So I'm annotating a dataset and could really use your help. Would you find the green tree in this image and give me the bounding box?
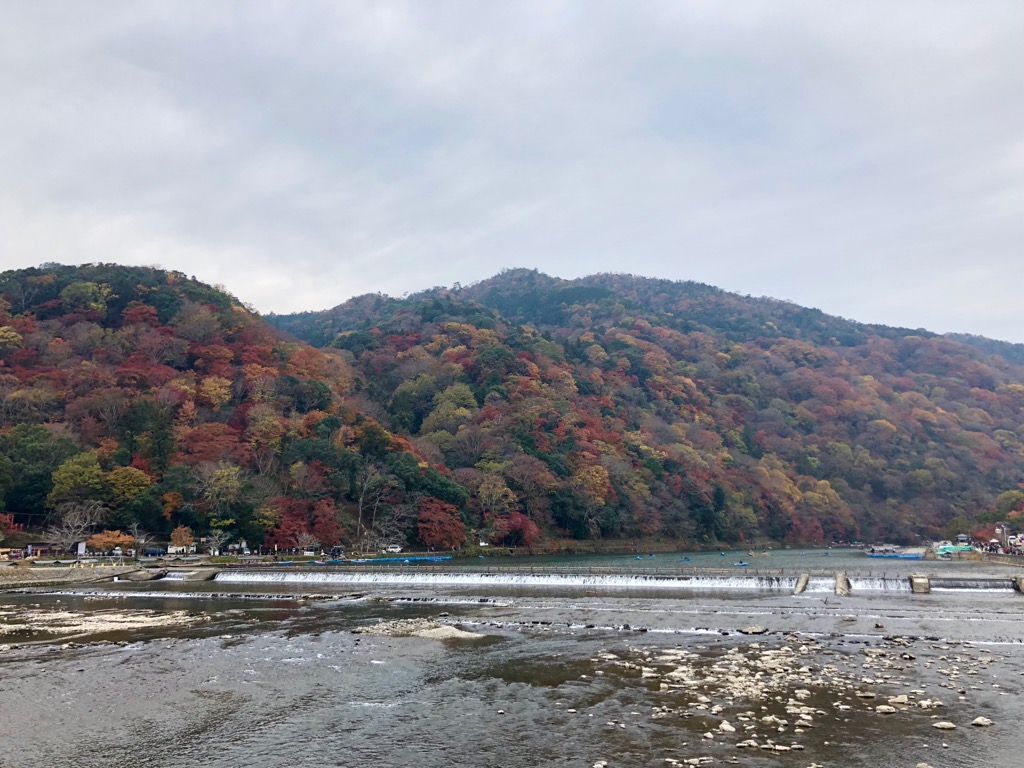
[389,374,440,432]
[60,281,114,314]
[195,461,244,515]
[0,326,23,355]
[994,490,1024,517]
[48,452,107,508]
[107,466,153,508]
[0,425,81,523]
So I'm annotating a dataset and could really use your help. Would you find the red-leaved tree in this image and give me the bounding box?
[0,512,23,542]
[311,499,344,547]
[493,512,541,549]
[417,497,464,550]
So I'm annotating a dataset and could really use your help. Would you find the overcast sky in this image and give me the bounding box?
[1,2,1022,341]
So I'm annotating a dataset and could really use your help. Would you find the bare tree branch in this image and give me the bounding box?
[45,500,108,553]
[127,522,152,556]
[204,529,230,555]
[369,500,416,552]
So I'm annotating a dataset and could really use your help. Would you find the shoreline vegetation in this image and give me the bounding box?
[1,264,1023,573]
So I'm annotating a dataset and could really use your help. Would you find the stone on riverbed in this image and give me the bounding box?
[971,716,994,727]
[353,618,483,639]
[739,625,768,635]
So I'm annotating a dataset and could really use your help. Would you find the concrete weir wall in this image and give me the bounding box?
[835,572,851,596]
[794,573,810,595]
[166,567,220,581]
[910,575,930,594]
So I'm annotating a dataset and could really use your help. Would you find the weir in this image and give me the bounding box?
[930,577,1015,592]
[847,575,911,592]
[212,570,799,591]
[196,566,1024,595]
[162,568,219,582]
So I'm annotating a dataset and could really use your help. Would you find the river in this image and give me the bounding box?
[1,549,1023,768]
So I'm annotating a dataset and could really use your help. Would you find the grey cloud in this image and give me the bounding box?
[0,1,1021,340]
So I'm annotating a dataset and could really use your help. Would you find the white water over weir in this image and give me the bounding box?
[848,576,912,592]
[930,577,1016,592]
[213,570,798,591]
[203,568,1024,595]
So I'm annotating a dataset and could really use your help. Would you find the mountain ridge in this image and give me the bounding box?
[271,267,1024,544]
[275,267,1020,351]
[1,263,1022,553]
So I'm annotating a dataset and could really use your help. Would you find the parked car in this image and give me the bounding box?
[383,544,403,554]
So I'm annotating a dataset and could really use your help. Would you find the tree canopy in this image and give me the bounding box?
[1,263,1022,551]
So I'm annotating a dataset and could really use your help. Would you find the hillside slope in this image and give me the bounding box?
[0,265,467,553]
[2,264,1021,552]
[272,268,1024,544]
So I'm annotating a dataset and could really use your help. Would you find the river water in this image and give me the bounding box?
[2,549,1023,768]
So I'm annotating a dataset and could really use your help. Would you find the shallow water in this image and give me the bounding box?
[3,553,1024,768]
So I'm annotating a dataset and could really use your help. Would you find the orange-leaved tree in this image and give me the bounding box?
[87,529,135,554]
[170,525,194,551]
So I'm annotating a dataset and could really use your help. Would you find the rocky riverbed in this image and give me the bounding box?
[0,603,205,647]
[573,632,1008,765]
[0,577,1021,767]
[353,616,486,640]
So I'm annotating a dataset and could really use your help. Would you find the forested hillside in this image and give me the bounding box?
[273,269,1024,545]
[0,265,468,553]
[1,264,1022,553]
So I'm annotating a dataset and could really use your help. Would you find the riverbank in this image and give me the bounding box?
[0,564,141,590]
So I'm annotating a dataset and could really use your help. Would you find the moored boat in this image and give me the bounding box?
[933,543,973,556]
[865,546,925,560]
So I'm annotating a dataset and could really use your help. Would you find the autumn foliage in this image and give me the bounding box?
[2,264,1024,551]
[417,497,464,550]
[87,529,135,553]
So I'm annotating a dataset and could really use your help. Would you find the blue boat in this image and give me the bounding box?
[865,546,925,560]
